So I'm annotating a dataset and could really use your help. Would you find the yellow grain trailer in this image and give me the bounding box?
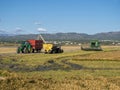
[43,43,63,54]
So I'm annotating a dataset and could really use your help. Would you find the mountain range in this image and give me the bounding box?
[0,31,120,42]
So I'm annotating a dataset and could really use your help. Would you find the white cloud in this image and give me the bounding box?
[37,28,46,32]
[15,27,23,32]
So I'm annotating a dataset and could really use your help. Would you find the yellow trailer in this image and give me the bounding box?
[43,43,63,54]
[37,34,63,54]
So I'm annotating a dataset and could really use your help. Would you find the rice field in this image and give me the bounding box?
[0,45,120,90]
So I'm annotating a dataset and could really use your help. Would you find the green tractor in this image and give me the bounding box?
[81,40,102,51]
[17,41,32,53]
[17,39,43,53]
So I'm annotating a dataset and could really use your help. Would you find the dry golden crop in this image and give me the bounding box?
[0,45,120,90]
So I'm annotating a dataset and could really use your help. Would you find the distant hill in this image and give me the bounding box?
[0,31,120,42]
[91,31,120,40]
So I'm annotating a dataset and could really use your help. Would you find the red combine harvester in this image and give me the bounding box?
[17,39,43,53]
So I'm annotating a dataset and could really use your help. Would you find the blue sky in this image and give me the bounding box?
[0,0,120,34]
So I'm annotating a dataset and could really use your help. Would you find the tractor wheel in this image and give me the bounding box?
[28,47,33,53]
[32,49,35,53]
[22,50,24,53]
[36,49,40,53]
[57,49,61,53]
[23,48,28,53]
[52,50,56,54]
[57,49,63,53]
[38,50,41,53]
[29,48,33,53]
[44,52,47,54]
[61,49,64,53]
[44,50,48,54]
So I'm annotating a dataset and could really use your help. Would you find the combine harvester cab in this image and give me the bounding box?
[17,39,43,53]
[81,40,102,51]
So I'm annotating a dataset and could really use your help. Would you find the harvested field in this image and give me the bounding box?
[0,45,120,90]
[0,46,17,54]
